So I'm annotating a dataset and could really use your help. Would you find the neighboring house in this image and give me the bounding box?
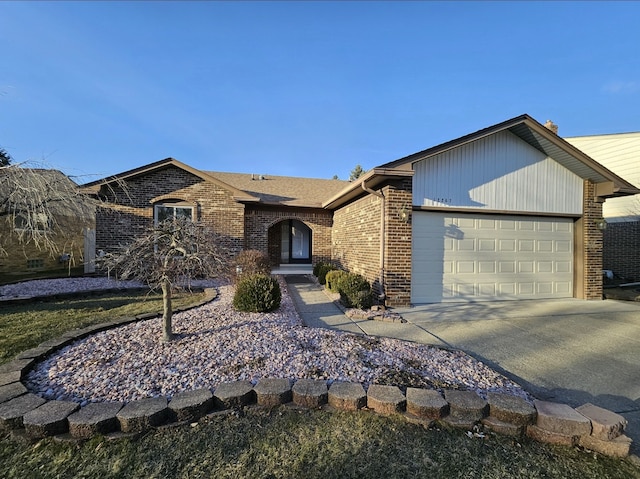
[565,132,640,282]
[0,169,94,276]
[83,114,639,307]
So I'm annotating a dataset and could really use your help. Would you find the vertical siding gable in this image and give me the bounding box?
[413,130,583,215]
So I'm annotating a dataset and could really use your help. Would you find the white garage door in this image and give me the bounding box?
[411,212,573,303]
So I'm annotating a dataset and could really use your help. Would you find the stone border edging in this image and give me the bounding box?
[0,286,633,459]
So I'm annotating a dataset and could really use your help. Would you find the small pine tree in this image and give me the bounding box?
[349,164,366,181]
[0,148,11,166]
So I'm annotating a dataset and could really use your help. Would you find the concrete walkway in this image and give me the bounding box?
[285,275,640,454]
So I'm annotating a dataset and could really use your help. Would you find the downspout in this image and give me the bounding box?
[362,180,386,304]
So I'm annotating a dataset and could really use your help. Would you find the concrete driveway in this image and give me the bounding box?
[394,298,640,454]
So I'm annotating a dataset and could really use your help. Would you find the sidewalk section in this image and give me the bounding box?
[284,275,443,346]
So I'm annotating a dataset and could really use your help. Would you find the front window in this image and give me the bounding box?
[154,202,194,224]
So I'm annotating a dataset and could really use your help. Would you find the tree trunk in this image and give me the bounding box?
[161,278,174,342]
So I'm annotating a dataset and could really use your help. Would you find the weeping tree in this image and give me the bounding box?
[0,160,97,259]
[99,216,230,342]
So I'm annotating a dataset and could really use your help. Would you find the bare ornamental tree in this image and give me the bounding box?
[99,217,230,342]
[0,162,96,258]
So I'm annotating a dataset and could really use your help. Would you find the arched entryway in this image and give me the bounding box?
[268,219,312,266]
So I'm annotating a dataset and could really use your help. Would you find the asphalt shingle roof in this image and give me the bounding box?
[207,171,350,208]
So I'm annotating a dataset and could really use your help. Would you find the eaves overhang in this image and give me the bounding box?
[80,157,260,203]
[508,119,640,198]
[377,114,640,199]
[322,168,414,210]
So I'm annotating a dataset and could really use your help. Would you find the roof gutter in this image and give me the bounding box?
[361,179,386,304]
[322,168,413,209]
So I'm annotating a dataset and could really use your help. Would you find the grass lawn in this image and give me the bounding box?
[0,266,86,285]
[0,289,206,365]
[1,289,639,478]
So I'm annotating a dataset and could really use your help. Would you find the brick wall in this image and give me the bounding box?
[96,165,245,255]
[582,180,604,299]
[0,214,90,274]
[382,179,413,307]
[603,221,640,282]
[244,205,333,265]
[332,192,383,296]
[332,179,414,307]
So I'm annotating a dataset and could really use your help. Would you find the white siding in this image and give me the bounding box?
[566,133,640,222]
[413,130,583,215]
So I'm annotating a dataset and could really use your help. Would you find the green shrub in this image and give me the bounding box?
[233,274,281,313]
[317,264,338,285]
[339,273,373,309]
[234,250,271,283]
[325,269,348,293]
[313,262,331,277]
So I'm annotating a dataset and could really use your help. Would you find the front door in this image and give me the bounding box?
[280,220,312,264]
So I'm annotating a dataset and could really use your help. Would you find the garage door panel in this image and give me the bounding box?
[538,282,553,294]
[412,212,573,303]
[519,283,535,295]
[499,283,516,296]
[499,240,516,252]
[538,262,553,273]
[478,219,496,229]
[499,220,516,230]
[478,239,496,251]
[478,261,495,273]
[537,240,553,252]
[478,283,496,296]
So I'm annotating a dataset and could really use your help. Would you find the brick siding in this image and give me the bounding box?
[382,179,413,307]
[332,192,383,297]
[0,214,90,274]
[244,205,333,265]
[582,180,604,299]
[603,220,640,282]
[95,165,245,255]
[332,179,413,307]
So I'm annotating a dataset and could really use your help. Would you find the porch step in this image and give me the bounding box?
[272,265,313,275]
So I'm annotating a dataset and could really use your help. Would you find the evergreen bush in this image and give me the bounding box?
[325,269,348,293]
[233,274,281,312]
[338,273,373,309]
[313,261,331,277]
[317,264,338,285]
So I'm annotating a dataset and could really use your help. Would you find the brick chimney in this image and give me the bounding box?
[544,119,559,135]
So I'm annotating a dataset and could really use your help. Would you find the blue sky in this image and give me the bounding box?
[1,1,639,183]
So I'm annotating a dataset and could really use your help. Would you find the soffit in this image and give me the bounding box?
[322,169,414,210]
